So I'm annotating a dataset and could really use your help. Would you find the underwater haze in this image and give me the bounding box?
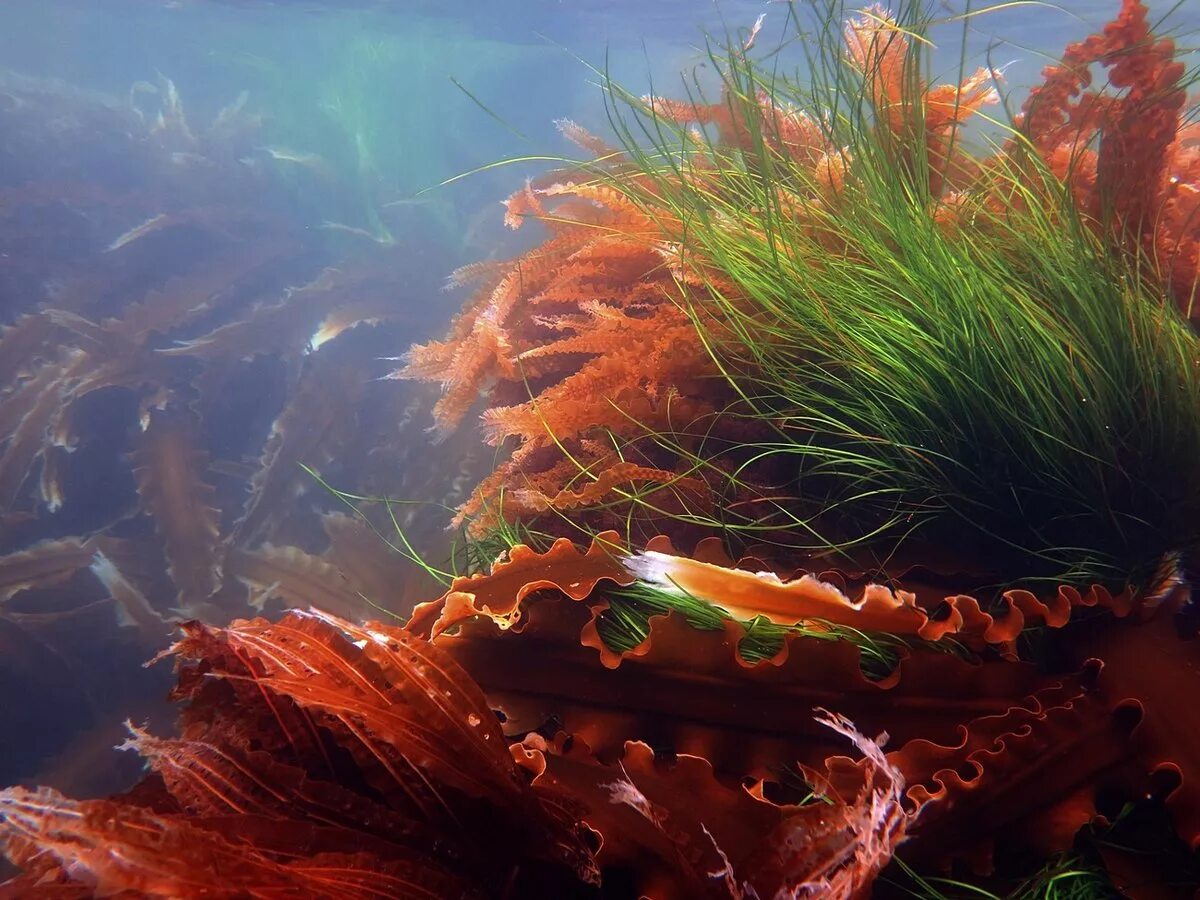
[1,0,1199,896]
[3,0,1188,261]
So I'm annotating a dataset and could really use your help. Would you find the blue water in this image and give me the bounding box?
[2,0,1192,270]
[0,0,1195,810]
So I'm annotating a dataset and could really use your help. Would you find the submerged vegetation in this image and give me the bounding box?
[3,0,1200,897]
[406,0,1200,597]
[603,2,1200,591]
[0,70,477,781]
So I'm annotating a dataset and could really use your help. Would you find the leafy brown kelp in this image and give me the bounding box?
[131,409,222,614]
[110,238,296,343]
[161,259,410,368]
[0,72,469,789]
[0,351,78,512]
[86,550,168,642]
[229,339,369,549]
[0,539,96,604]
[319,511,424,613]
[224,543,376,620]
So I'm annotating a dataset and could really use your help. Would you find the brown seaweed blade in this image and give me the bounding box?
[87,550,168,641]
[0,352,78,512]
[321,511,418,614]
[43,310,173,401]
[224,543,374,619]
[0,538,96,604]
[108,238,294,342]
[230,345,366,549]
[36,444,68,513]
[161,264,407,364]
[131,408,222,614]
[0,314,61,396]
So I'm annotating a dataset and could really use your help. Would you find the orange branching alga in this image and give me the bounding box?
[1015,0,1198,317]
[398,135,729,533]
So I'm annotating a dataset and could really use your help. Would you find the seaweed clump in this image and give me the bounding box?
[403,0,1200,596]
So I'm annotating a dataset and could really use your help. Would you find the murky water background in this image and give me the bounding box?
[0,0,1195,808]
[3,0,1185,258]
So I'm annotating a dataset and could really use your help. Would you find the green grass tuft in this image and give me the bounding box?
[586,1,1200,593]
[596,578,970,680]
[886,853,1119,900]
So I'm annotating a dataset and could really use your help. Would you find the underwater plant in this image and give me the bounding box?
[0,73,475,784]
[403,0,1200,597]
[3,1,1200,898]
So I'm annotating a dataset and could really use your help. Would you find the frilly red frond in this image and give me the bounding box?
[1,609,602,896]
[624,545,1137,655]
[434,589,1048,778]
[411,533,1137,663]
[517,711,908,899]
[407,530,631,638]
[888,668,1139,870]
[0,786,474,899]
